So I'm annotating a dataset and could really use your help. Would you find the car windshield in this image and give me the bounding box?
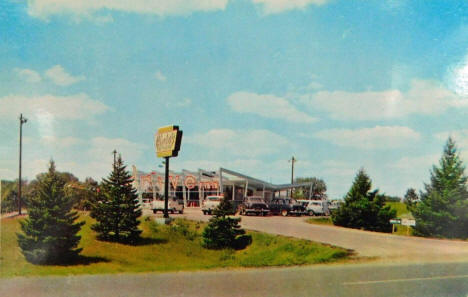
[207,197,220,201]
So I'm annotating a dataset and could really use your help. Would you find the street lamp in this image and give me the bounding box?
[18,113,27,215]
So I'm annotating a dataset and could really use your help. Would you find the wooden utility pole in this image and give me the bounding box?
[289,156,296,197]
[18,114,27,215]
[112,150,117,168]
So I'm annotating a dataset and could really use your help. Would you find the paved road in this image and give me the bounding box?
[2,262,468,297]
[172,208,468,263]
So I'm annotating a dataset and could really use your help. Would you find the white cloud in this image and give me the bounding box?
[302,79,468,121]
[227,91,318,123]
[6,137,147,181]
[14,68,41,83]
[40,136,83,148]
[314,126,421,149]
[154,70,167,82]
[45,65,85,86]
[0,93,109,120]
[27,0,229,19]
[435,130,468,149]
[186,129,289,157]
[88,137,147,165]
[166,98,192,108]
[253,0,329,15]
[390,154,439,171]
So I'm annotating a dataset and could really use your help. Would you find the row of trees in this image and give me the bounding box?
[1,174,99,214]
[332,138,468,239]
[17,155,142,264]
[15,154,246,265]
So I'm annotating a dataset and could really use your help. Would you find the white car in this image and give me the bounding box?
[298,200,330,216]
[152,197,184,214]
[202,195,223,215]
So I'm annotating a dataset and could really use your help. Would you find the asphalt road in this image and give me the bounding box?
[174,208,468,263]
[3,209,468,296]
[2,262,468,297]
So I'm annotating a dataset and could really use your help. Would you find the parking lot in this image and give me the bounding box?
[145,207,468,262]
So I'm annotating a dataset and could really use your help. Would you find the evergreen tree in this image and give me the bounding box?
[17,161,84,264]
[90,155,142,243]
[202,197,251,249]
[404,188,419,206]
[332,168,396,232]
[410,138,468,238]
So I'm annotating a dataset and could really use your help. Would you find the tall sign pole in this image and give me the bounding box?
[155,125,183,219]
[18,114,27,215]
[164,157,169,218]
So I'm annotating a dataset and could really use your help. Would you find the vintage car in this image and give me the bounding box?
[202,195,223,215]
[239,196,269,216]
[152,197,184,214]
[268,198,305,216]
[298,199,330,216]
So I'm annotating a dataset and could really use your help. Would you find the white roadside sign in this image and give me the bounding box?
[401,219,416,226]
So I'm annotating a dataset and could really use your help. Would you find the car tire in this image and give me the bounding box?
[179,210,184,214]
[153,210,157,214]
[308,210,314,216]
[281,209,288,217]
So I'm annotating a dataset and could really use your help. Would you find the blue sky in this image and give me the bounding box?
[1,0,468,198]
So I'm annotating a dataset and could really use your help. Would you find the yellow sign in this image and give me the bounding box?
[155,125,182,158]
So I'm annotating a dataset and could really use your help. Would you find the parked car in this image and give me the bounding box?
[268,198,305,216]
[152,197,184,214]
[298,200,329,216]
[202,195,223,215]
[239,196,269,216]
[328,200,344,213]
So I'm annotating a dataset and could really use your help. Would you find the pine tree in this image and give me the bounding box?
[90,155,142,243]
[202,197,251,249]
[410,138,468,238]
[332,168,396,232]
[404,188,419,205]
[17,161,84,264]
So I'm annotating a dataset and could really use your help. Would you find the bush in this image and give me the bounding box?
[332,168,396,233]
[202,197,251,250]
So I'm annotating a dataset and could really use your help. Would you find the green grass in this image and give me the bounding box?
[0,213,350,278]
[385,202,412,218]
[306,217,333,225]
[385,202,414,236]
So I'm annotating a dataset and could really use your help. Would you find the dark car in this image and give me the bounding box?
[268,198,305,216]
[239,196,270,216]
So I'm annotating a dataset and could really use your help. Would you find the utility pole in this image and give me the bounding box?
[18,114,27,215]
[288,156,296,197]
[112,150,117,168]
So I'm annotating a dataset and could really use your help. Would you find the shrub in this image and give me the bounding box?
[202,197,251,250]
[332,168,396,233]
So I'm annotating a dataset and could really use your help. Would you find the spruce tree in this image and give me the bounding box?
[90,155,142,243]
[202,197,251,249]
[17,161,84,264]
[332,168,396,232]
[410,138,468,238]
[404,188,419,206]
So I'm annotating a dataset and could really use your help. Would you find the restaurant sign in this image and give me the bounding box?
[155,125,183,158]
